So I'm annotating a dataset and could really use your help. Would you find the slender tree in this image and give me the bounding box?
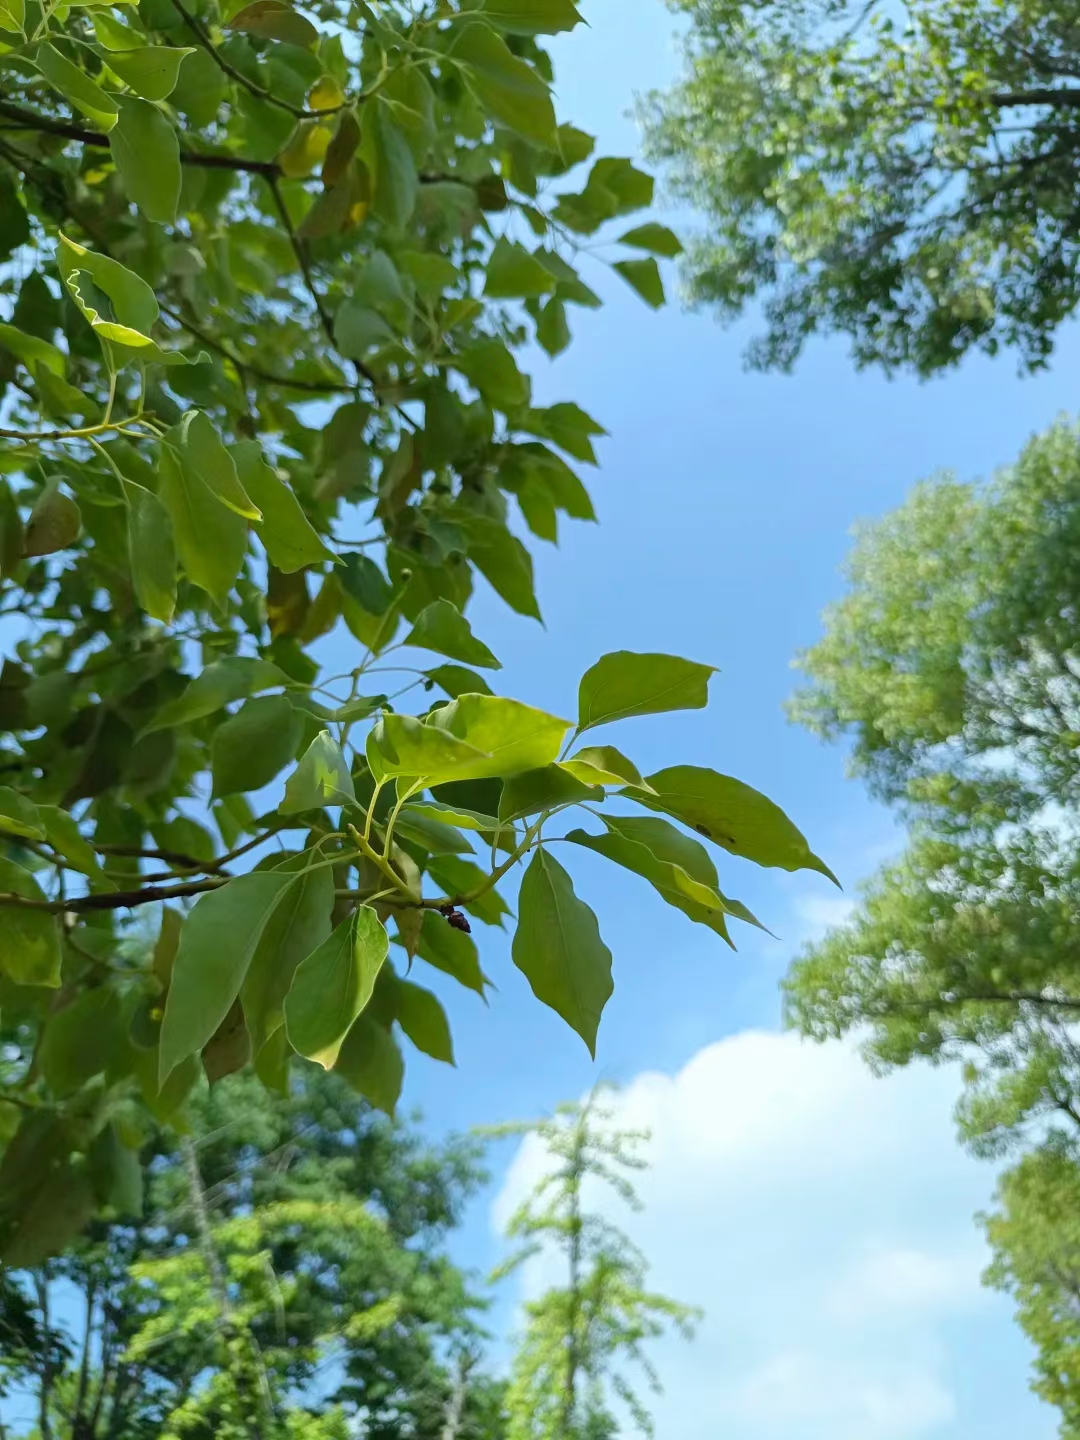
[492,1091,698,1440]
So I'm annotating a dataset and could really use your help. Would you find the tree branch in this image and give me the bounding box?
[991,87,1080,108]
[157,303,358,396]
[0,99,283,176]
[0,877,226,913]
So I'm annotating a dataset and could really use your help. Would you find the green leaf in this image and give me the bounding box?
[340,553,393,614]
[567,819,734,945]
[562,745,647,789]
[285,906,389,1068]
[613,257,665,309]
[0,322,65,377]
[1,1161,96,1269]
[228,0,318,46]
[522,401,606,463]
[379,65,436,158]
[88,1123,143,1216]
[281,730,355,813]
[157,444,248,609]
[233,440,335,572]
[211,695,301,798]
[452,23,557,146]
[425,664,495,698]
[0,786,44,840]
[109,96,181,225]
[57,233,194,370]
[463,518,541,619]
[618,222,684,258]
[485,238,557,299]
[144,657,287,733]
[0,860,62,987]
[172,412,261,520]
[122,479,176,623]
[453,340,530,412]
[400,800,500,833]
[479,0,582,34]
[370,101,418,228]
[333,1014,403,1116]
[366,713,490,785]
[39,806,110,884]
[92,9,145,48]
[24,483,80,557]
[39,988,122,1096]
[498,764,602,823]
[578,651,715,731]
[34,42,118,131]
[159,870,296,1083]
[103,45,195,100]
[0,0,24,33]
[627,766,838,880]
[416,909,488,995]
[403,600,501,669]
[513,848,612,1055]
[536,297,570,358]
[243,861,334,1055]
[392,809,474,856]
[428,694,570,779]
[392,977,454,1063]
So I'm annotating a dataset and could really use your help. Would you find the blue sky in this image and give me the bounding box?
[359,1,1080,1435]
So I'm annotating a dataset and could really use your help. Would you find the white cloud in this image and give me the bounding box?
[491,1031,1055,1440]
[791,890,858,942]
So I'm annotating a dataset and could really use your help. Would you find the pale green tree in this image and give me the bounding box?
[643,0,1080,374]
[783,418,1080,1433]
[492,1092,698,1440]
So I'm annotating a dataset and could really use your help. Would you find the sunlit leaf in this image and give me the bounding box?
[512,848,612,1054]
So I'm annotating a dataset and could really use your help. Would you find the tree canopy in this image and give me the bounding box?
[0,0,835,1268]
[782,418,1080,1430]
[1,1067,508,1440]
[643,0,1080,374]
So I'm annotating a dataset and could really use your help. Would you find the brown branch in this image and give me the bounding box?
[95,843,225,873]
[264,175,391,405]
[157,303,358,396]
[991,87,1080,108]
[0,99,282,176]
[0,877,226,913]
